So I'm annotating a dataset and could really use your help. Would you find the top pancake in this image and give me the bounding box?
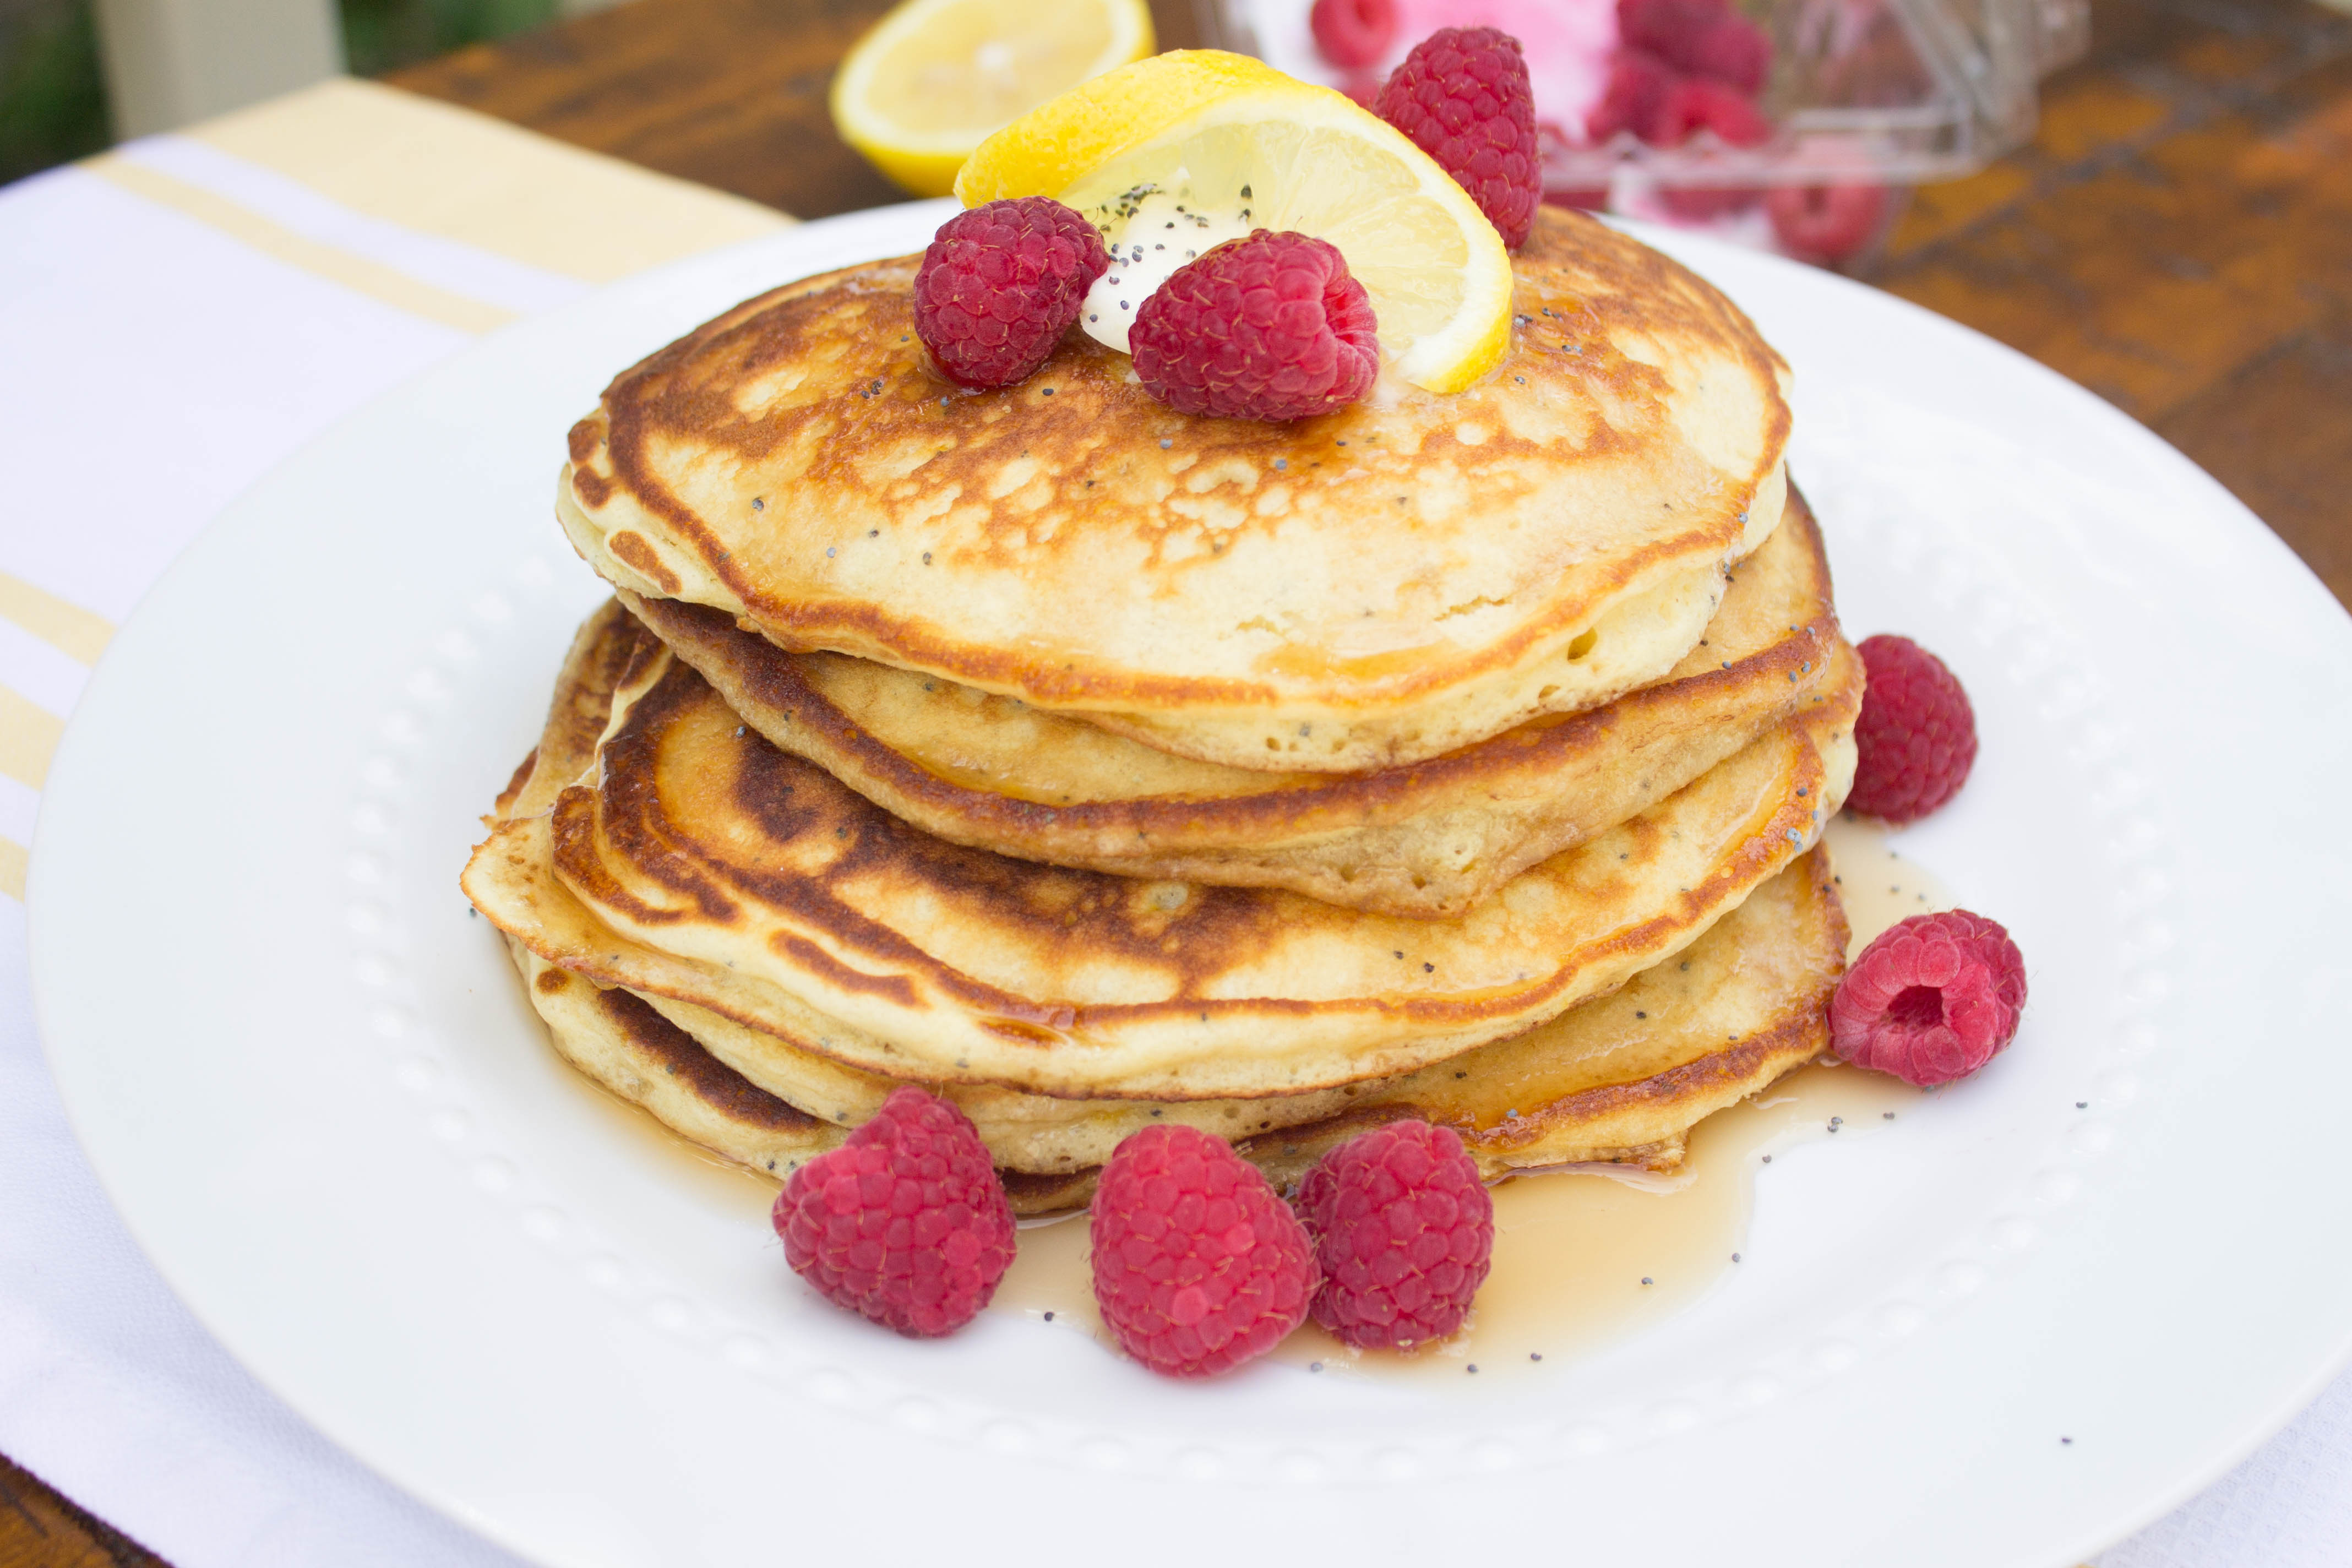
[559,205,1792,773]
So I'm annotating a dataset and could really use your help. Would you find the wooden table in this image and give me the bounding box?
[7,0,2349,1560]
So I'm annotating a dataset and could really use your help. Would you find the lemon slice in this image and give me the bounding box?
[955,50,1513,394]
[830,0,1155,199]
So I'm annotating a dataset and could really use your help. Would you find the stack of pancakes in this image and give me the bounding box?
[462,208,1860,1215]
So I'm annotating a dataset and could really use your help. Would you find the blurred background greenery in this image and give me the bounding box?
[0,0,558,184]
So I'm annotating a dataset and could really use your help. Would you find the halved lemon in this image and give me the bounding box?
[954,50,1514,394]
[829,0,1155,199]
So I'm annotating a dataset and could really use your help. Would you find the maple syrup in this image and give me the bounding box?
[989,815,1949,1378]
[990,1061,1919,1376]
[1821,814,1957,958]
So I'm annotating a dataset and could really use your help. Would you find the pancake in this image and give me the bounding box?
[513,933,1087,1213]
[620,486,1836,917]
[461,602,1860,1101]
[557,205,1792,774]
[508,853,1845,1207]
[634,846,1844,1174]
[512,938,844,1177]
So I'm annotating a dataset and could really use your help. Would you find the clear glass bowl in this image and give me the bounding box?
[1217,0,2088,197]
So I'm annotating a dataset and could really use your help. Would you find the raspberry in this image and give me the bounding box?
[1619,0,1773,92]
[1129,232,1379,422]
[1831,911,2027,1086]
[1652,77,1771,148]
[1681,15,1773,94]
[1311,0,1396,68]
[1088,1124,1317,1377]
[1650,78,1770,217]
[1618,0,1727,57]
[772,1085,1015,1337]
[1848,633,1979,822]
[1587,48,1676,143]
[912,197,1109,390]
[1766,180,1891,266]
[1298,1120,1494,1349]
[1375,28,1543,248]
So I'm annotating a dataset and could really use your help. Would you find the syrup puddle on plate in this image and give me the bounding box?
[992,814,1955,1380]
[551,1054,785,1221]
[992,1062,1922,1379]
[1822,813,1956,960]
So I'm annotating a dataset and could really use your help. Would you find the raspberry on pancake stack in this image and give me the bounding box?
[462,194,1866,1217]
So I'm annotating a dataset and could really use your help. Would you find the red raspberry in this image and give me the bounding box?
[1849,633,1979,822]
[1831,911,2027,1086]
[1652,77,1771,148]
[1682,15,1773,94]
[912,197,1109,390]
[1767,180,1892,266]
[772,1085,1015,1337]
[1618,0,1727,56]
[1088,1124,1317,1377]
[1311,0,1396,68]
[1375,28,1543,248]
[1651,79,1770,217]
[1619,0,1773,92]
[1587,48,1676,143]
[1297,1120,1494,1349]
[1129,232,1379,422]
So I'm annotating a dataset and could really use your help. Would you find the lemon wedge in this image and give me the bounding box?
[954,50,1513,394]
[830,0,1155,199]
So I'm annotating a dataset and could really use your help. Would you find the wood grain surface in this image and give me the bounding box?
[1864,0,2352,604]
[0,1457,162,1568]
[9,0,2346,1562]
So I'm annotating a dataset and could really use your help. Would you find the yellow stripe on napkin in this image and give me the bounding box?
[187,79,793,284]
[0,836,24,901]
[86,156,515,333]
[0,573,113,667]
[0,687,64,791]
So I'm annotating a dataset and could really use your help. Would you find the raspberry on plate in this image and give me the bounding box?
[1375,27,1543,248]
[1311,0,1396,68]
[1089,1124,1317,1377]
[1297,1119,1494,1349]
[1832,911,2028,1086]
[772,1085,1016,1337]
[912,197,1109,389]
[1849,633,1979,822]
[1129,231,1380,422]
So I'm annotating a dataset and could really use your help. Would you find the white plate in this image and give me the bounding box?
[30,201,2352,1568]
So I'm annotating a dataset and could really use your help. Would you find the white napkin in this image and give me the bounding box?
[0,87,2343,1568]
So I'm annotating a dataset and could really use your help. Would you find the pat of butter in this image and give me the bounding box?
[1080,187,1256,354]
